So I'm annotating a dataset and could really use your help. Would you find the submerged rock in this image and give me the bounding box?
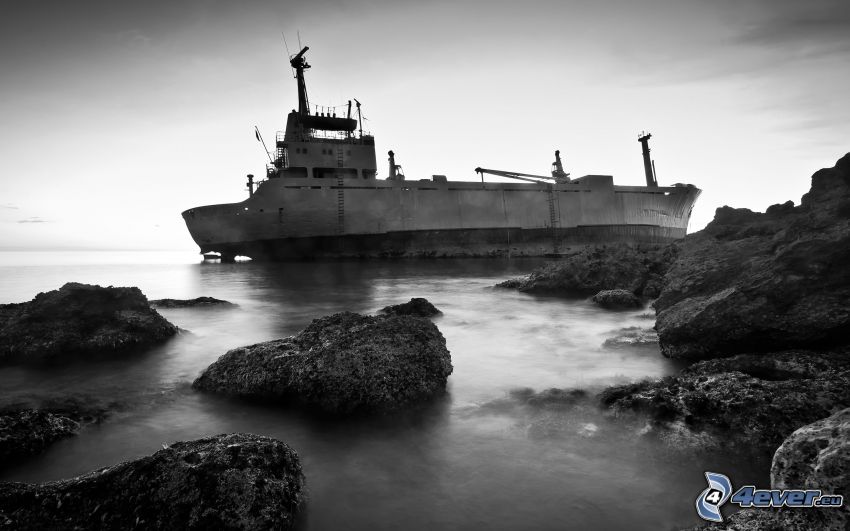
[0,283,178,364]
[0,410,79,463]
[0,396,118,464]
[379,297,441,317]
[602,327,659,349]
[0,433,305,530]
[495,244,675,297]
[149,297,234,308]
[591,289,642,309]
[600,350,850,455]
[193,311,452,415]
[655,154,850,360]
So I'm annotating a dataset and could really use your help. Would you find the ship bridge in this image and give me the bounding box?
[265,46,378,181]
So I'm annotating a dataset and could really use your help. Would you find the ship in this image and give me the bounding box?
[182,46,701,261]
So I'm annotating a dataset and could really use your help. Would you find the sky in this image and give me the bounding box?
[1,0,848,251]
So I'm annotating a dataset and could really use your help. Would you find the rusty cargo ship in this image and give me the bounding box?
[182,46,701,260]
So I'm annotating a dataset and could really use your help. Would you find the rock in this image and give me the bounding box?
[508,387,589,410]
[600,350,850,456]
[379,297,441,317]
[0,433,305,530]
[495,244,675,297]
[591,289,642,309]
[149,297,234,308]
[0,398,118,464]
[769,408,850,529]
[678,409,850,530]
[655,154,850,360]
[602,327,658,349]
[0,410,79,463]
[0,283,178,364]
[678,508,830,531]
[193,312,452,415]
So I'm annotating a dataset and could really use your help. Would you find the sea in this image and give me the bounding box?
[0,251,767,530]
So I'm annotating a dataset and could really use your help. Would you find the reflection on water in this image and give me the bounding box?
[0,253,765,530]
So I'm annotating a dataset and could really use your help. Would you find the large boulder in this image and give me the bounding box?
[0,433,305,530]
[193,312,452,415]
[655,154,850,360]
[496,244,676,297]
[0,283,178,364]
[600,350,850,455]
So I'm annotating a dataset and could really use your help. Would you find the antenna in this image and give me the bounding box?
[297,30,302,49]
[354,98,363,137]
[281,32,295,77]
[255,126,273,163]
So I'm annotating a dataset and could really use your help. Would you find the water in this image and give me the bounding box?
[0,252,766,530]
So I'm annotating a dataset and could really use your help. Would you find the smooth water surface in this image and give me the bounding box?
[0,252,765,530]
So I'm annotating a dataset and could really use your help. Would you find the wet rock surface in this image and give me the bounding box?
[600,350,850,455]
[591,289,642,309]
[149,297,234,308]
[655,154,850,360]
[602,327,658,349]
[0,410,79,463]
[379,297,441,317]
[0,433,305,530]
[496,244,676,297]
[193,311,453,415]
[0,397,118,464]
[0,283,178,364]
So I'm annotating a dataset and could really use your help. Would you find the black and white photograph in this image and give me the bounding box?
[1,0,848,529]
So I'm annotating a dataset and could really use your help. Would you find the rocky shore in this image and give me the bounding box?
[496,243,676,298]
[193,309,452,415]
[654,153,850,361]
[0,433,305,530]
[0,283,178,364]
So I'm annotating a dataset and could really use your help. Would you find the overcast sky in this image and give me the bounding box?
[1,0,848,250]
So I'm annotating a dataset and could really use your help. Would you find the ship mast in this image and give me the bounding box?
[290,46,311,115]
[637,131,658,187]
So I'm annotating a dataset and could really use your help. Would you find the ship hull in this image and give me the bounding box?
[205,225,684,259]
[183,175,700,260]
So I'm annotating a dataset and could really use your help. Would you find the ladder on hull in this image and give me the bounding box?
[547,186,560,253]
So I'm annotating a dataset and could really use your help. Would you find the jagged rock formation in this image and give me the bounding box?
[0,283,178,364]
[655,154,850,360]
[149,297,234,308]
[193,312,452,415]
[496,244,675,298]
[0,433,305,530]
[379,297,441,317]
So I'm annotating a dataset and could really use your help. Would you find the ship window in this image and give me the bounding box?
[303,148,308,154]
[284,167,308,178]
